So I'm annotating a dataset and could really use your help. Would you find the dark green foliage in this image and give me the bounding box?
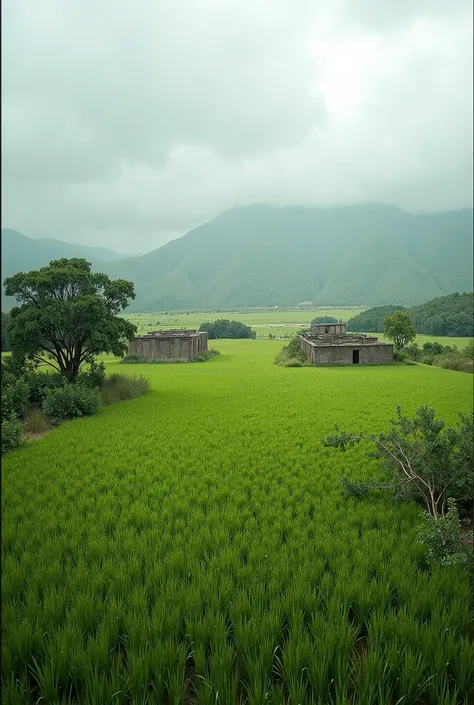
[1,311,11,351]
[120,353,142,363]
[78,361,106,388]
[393,350,409,362]
[311,316,338,325]
[347,305,405,332]
[383,311,416,348]
[42,384,100,425]
[325,406,473,519]
[4,258,136,382]
[274,335,311,366]
[348,293,473,337]
[99,374,151,406]
[191,349,220,362]
[410,292,473,336]
[199,319,256,339]
[325,406,473,564]
[417,499,471,568]
[404,341,474,373]
[1,415,22,455]
[23,370,66,407]
[1,362,29,421]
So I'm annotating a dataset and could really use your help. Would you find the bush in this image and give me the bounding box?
[1,415,22,455]
[120,354,142,363]
[199,319,256,339]
[311,316,338,325]
[418,499,471,568]
[191,349,220,363]
[99,374,151,406]
[324,406,473,566]
[274,335,311,366]
[23,408,51,435]
[1,373,29,421]
[433,354,473,374]
[43,384,100,424]
[78,361,106,388]
[24,370,66,407]
[393,350,409,363]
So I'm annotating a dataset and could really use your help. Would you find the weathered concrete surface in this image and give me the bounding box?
[128,330,208,361]
[299,330,393,366]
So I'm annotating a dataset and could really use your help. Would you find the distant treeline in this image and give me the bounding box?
[347,293,473,337]
[198,319,256,339]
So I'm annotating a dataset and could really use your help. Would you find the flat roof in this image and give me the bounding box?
[300,334,391,347]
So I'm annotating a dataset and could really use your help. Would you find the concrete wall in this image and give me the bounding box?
[299,335,393,365]
[128,332,208,361]
[312,323,346,335]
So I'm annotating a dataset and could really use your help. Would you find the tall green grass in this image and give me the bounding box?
[2,340,473,703]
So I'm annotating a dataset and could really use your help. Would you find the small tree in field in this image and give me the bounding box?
[4,258,137,382]
[324,406,473,566]
[383,310,416,348]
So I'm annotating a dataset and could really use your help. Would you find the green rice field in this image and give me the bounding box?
[2,340,473,704]
[122,309,472,349]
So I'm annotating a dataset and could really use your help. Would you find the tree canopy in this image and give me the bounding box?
[383,310,416,349]
[1,312,11,352]
[4,258,137,381]
[310,316,339,325]
[198,319,256,339]
[347,293,473,337]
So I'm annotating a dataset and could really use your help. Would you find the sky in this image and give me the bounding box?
[2,0,473,255]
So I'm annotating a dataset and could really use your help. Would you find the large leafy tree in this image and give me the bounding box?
[4,258,137,382]
[1,312,11,351]
[383,310,416,348]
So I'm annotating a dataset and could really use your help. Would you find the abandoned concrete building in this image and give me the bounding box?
[128,330,208,361]
[299,323,393,365]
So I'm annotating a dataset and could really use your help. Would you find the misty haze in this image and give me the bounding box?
[2,2,473,704]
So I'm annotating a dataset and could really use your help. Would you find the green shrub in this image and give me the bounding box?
[1,373,29,421]
[23,408,51,435]
[393,350,409,363]
[191,349,220,363]
[120,354,142,363]
[99,374,151,406]
[433,354,473,374]
[1,415,22,455]
[78,361,106,388]
[418,499,471,568]
[325,406,473,566]
[275,335,311,366]
[24,370,66,407]
[43,384,100,424]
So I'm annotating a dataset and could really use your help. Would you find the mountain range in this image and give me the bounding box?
[2,204,473,311]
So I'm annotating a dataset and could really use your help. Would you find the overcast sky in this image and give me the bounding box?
[2,0,473,254]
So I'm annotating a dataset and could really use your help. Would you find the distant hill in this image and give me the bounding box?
[1,230,127,308]
[347,292,474,337]
[2,205,473,311]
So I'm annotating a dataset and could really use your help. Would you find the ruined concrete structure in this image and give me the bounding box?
[299,323,393,366]
[128,330,208,361]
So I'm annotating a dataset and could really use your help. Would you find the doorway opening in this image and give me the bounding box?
[352,349,360,364]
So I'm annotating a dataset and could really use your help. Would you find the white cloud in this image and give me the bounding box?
[1,0,472,253]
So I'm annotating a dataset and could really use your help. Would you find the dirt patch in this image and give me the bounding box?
[23,431,50,443]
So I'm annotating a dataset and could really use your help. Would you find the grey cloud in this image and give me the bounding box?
[1,0,472,253]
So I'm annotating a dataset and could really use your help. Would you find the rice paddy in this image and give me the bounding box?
[122,309,473,349]
[2,340,473,704]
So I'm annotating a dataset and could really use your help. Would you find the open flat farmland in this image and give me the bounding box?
[2,340,473,704]
[122,309,472,348]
